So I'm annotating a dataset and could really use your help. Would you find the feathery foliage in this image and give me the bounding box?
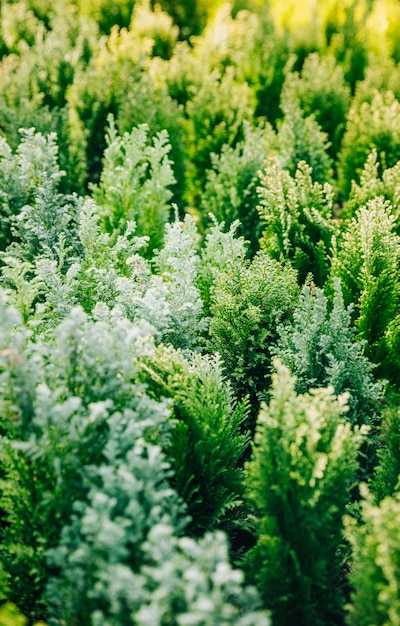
[370,404,400,503]
[245,362,368,626]
[91,115,175,254]
[137,344,250,535]
[345,485,400,626]
[257,158,337,285]
[273,279,382,426]
[200,122,275,253]
[345,148,400,226]
[276,87,333,184]
[207,251,298,413]
[331,197,400,382]
[339,90,400,196]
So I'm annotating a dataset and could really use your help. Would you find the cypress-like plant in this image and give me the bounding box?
[344,148,400,227]
[370,403,400,503]
[338,90,400,197]
[207,251,298,416]
[137,344,249,536]
[245,362,368,626]
[345,484,400,626]
[257,157,337,286]
[331,197,400,382]
[197,214,248,316]
[282,53,351,159]
[273,278,383,427]
[200,122,275,254]
[276,88,333,184]
[91,115,175,255]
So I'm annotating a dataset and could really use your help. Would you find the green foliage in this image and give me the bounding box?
[159,0,225,38]
[276,87,333,184]
[345,148,400,225]
[0,129,63,251]
[91,115,175,254]
[0,6,97,193]
[0,602,39,626]
[370,404,400,503]
[0,300,172,620]
[184,66,255,207]
[2,200,207,348]
[7,183,83,267]
[61,199,151,318]
[75,0,136,33]
[138,344,250,535]
[207,251,298,412]
[325,0,371,89]
[50,517,269,626]
[200,122,275,253]
[0,292,268,626]
[0,1,41,55]
[352,53,400,108]
[331,197,400,381]
[273,279,382,426]
[116,73,186,208]
[282,53,351,159]
[245,362,368,626]
[1,257,43,323]
[197,215,248,316]
[153,214,207,350]
[345,484,400,626]
[339,90,400,197]
[66,25,149,188]
[4,3,400,623]
[257,158,337,285]
[130,0,179,59]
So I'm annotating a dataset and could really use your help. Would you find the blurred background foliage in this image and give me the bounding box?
[0,0,399,218]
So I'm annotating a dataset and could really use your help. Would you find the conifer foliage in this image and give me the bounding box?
[2,1,400,624]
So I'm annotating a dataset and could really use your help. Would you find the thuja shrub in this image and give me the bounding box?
[159,0,224,39]
[345,485,400,626]
[200,121,275,253]
[331,197,400,382]
[0,128,63,251]
[66,24,152,188]
[177,4,287,125]
[116,72,186,208]
[197,215,248,316]
[370,404,400,503]
[0,1,41,54]
[3,201,206,347]
[0,300,171,620]
[2,196,152,328]
[74,0,136,33]
[257,158,337,286]
[6,179,84,268]
[276,88,333,184]
[153,214,207,350]
[282,53,351,159]
[351,54,400,110]
[245,362,368,626]
[129,0,179,60]
[91,115,175,254]
[0,6,97,193]
[338,90,400,197]
[137,344,249,536]
[207,251,298,413]
[49,514,270,626]
[344,149,400,226]
[184,66,255,207]
[273,279,383,427]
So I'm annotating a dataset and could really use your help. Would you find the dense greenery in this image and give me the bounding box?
[1,1,400,625]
